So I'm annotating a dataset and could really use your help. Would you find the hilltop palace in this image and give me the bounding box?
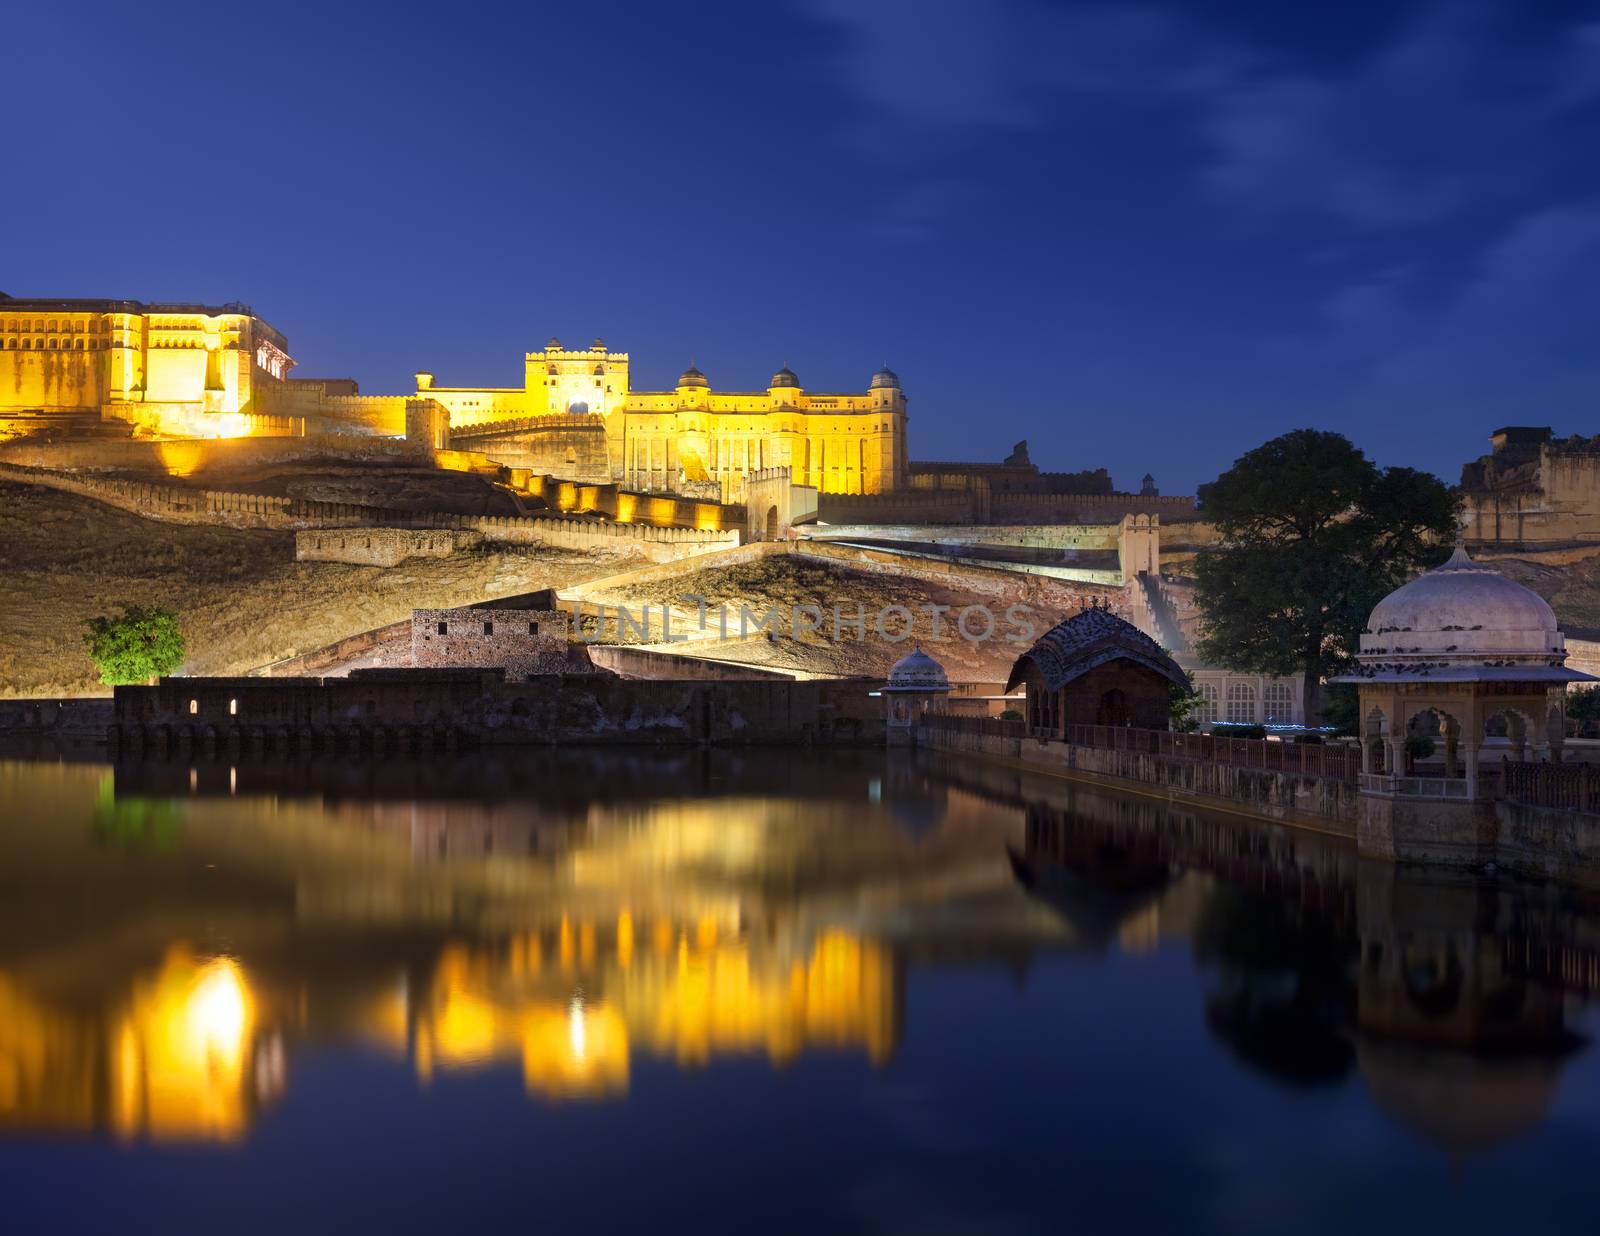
[0,293,1166,511]
[0,295,915,498]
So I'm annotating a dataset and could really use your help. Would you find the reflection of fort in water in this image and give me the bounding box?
[2,751,1600,1153]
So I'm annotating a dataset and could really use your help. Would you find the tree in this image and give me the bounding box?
[1193,430,1457,725]
[84,605,186,686]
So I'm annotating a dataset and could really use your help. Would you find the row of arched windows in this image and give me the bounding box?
[1193,679,1297,725]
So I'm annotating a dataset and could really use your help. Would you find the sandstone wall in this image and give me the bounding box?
[109,673,886,747]
[295,528,484,567]
[0,462,741,561]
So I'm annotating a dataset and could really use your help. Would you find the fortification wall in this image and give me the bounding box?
[0,462,740,561]
[0,432,428,477]
[1464,446,1600,546]
[989,492,1205,524]
[448,417,611,483]
[109,674,887,747]
[295,528,484,567]
[584,645,797,681]
[808,522,1125,551]
[816,489,1205,528]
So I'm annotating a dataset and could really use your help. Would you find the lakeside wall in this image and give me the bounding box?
[916,724,1359,833]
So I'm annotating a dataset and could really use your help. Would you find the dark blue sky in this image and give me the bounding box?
[8,0,1600,493]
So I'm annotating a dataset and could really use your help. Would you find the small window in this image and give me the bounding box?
[229,698,238,716]
[529,621,540,635]
[188,699,198,715]
[437,622,448,635]
[483,621,494,635]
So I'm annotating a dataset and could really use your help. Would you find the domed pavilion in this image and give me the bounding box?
[1335,542,1595,797]
[882,647,950,746]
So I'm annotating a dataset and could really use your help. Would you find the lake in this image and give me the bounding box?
[2,749,1598,1235]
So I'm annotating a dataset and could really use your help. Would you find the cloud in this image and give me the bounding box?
[1278,203,1600,437]
[802,1,1600,232]
[800,0,1247,143]
[1204,5,1600,226]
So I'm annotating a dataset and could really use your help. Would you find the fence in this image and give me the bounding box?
[1502,761,1600,812]
[919,713,1360,781]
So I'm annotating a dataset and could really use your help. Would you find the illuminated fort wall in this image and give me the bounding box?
[0,296,294,435]
[418,340,908,499]
[4,299,906,497]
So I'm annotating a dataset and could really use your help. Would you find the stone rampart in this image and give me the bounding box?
[585,645,798,680]
[0,462,741,561]
[107,673,886,749]
[295,528,484,566]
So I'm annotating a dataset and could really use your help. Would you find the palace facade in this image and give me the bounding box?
[0,294,294,438]
[415,339,908,497]
[1,295,907,498]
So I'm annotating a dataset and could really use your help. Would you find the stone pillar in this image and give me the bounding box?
[1389,736,1408,779]
[1463,740,1480,800]
[1443,716,1459,779]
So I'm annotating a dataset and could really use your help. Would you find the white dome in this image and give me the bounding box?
[1357,545,1566,674]
[885,647,949,693]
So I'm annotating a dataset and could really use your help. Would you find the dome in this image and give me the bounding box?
[770,365,800,389]
[884,647,949,693]
[870,366,901,390]
[1348,544,1583,683]
[677,364,708,389]
[546,336,563,350]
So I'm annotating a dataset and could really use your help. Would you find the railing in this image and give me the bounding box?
[1359,773,1481,799]
[918,713,1024,739]
[918,714,1359,781]
[1502,761,1600,813]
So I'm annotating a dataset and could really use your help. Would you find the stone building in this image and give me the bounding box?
[411,589,590,681]
[419,344,909,500]
[0,293,300,438]
[1007,605,1189,735]
[1461,426,1600,545]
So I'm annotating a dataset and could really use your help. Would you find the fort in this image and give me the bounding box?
[0,293,1166,511]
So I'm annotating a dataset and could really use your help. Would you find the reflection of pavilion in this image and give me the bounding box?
[971,755,1594,1160]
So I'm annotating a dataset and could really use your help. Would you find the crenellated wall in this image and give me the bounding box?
[0,462,741,561]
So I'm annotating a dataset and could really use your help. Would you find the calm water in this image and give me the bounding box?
[3,750,1600,1235]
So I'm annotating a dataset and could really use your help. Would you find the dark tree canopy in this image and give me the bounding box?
[84,604,186,686]
[1193,430,1458,723]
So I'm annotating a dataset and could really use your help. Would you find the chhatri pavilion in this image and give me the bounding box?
[1337,543,1595,798]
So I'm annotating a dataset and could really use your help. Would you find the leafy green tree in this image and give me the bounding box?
[84,604,186,685]
[1169,677,1202,732]
[1194,430,1457,724]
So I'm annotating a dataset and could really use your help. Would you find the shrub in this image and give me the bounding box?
[1212,722,1266,740]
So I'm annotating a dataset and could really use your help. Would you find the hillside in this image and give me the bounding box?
[0,482,636,697]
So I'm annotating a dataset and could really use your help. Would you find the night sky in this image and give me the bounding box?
[8,0,1600,493]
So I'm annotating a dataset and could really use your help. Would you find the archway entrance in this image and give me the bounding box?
[1097,688,1129,727]
[765,505,779,539]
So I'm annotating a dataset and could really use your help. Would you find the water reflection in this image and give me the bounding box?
[2,752,1599,1162]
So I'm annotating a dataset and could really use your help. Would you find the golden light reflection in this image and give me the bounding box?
[112,949,261,1141]
[409,923,898,1102]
